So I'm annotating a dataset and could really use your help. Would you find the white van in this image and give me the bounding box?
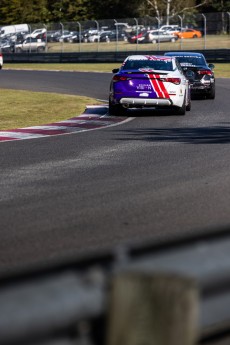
[0,24,29,37]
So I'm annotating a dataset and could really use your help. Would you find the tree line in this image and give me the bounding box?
[0,0,229,25]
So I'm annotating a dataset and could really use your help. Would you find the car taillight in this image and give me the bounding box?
[198,70,213,75]
[113,75,128,81]
[159,77,181,85]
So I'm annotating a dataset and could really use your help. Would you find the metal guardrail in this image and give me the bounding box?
[3,49,230,64]
[2,229,230,345]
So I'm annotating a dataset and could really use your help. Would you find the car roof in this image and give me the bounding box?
[126,55,174,60]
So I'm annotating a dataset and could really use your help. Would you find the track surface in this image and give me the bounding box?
[0,70,230,275]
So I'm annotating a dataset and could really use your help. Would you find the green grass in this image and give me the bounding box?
[0,89,101,130]
[1,62,230,130]
[212,63,230,78]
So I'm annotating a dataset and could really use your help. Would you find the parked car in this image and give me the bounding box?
[127,30,147,43]
[58,31,71,42]
[109,54,191,115]
[14,38,46,52]
[174,28,202,39]
[164,27,183,35]
[47,30,61,42]
[0,37,15,52]
[10,32,26,43]
[25,28,46,40]
[100,30,128,42]
[159,25,180,32]
[87,31,112,43]
[140,30,179,43]
[164,52,215,99]
[66,31,83,43]
[82,29,100,42]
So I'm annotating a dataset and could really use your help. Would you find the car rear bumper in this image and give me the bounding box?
[120,98,172,107]
[190,82,214,94]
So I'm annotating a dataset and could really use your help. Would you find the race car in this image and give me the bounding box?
[164,52,215,99]
[109,54,191,115]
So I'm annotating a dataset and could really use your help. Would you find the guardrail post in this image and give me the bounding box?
[107,272,198,345]
[178,15,183,50]
[134,18,138,51]
[155,16,160,51]
[202,14,207,50]
[60,22,64,53]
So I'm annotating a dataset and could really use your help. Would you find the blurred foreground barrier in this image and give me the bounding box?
[1,229,230,344]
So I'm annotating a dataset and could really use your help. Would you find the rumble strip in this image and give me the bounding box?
[0,105,129,142]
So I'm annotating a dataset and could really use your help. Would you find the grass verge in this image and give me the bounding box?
[0,89,100,130]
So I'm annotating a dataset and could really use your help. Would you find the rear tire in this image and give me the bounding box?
[37,46,45,52]
[208,87,215,99]
[186,94,191,111]
[174,96,186,115]
[109,101,127,116]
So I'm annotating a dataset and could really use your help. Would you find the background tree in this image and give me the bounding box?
[0,0,50,24]
[201,0,230,33]
[47,0,89,22]
[202,0,230,12]
[143,0,209,24]
[0,0,229,25]
[86,0,142,20]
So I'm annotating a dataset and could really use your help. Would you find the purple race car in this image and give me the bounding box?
[109,54,191,115]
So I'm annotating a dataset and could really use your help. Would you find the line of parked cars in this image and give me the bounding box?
[127,25,203,44]
[0,28,47,53]
[128,29,179,44]
[0,23,203,52]
[46,28,128,43]
[109,52,215,116]
[49,25,203,44]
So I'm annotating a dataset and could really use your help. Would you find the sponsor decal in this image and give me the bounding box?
[137,83,152,90]
[139,93,149,97]
[139,68,155,73]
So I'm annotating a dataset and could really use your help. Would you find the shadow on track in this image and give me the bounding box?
[115,125,230,144]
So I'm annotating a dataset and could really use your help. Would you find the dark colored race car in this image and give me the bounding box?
[164,52,215,99]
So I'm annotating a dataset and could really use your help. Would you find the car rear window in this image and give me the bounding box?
[122,59,173,71]
[174,55,206,66]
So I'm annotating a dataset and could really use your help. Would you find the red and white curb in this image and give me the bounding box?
[0,105,129,142]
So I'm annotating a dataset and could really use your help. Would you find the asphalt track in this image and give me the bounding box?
[0,69,230,276]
